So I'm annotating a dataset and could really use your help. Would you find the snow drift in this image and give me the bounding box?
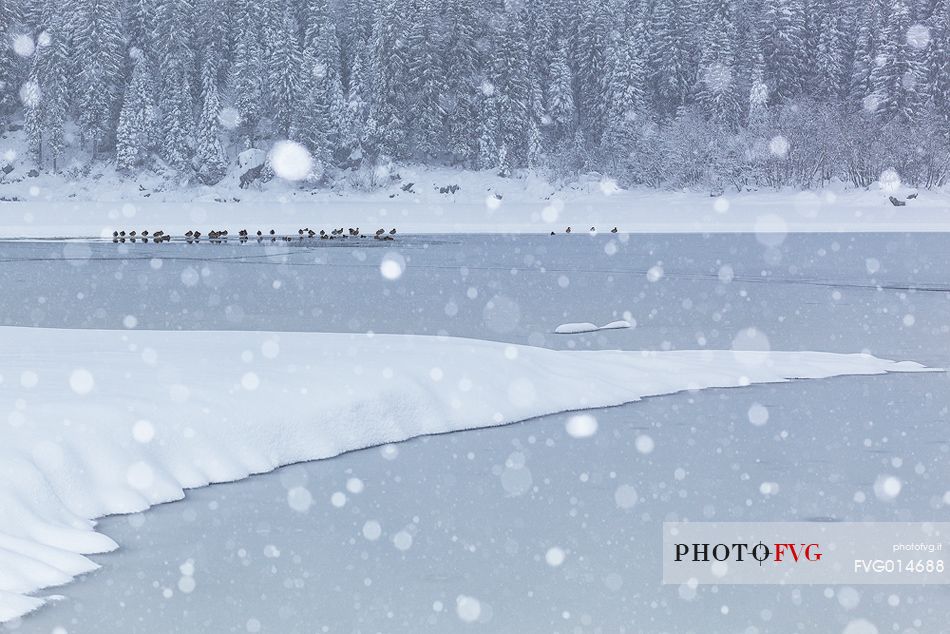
[554,320,632,334]
[0,326,937,621]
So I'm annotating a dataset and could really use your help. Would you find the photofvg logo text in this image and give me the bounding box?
[674,541,823,565]
[663,522,950,585]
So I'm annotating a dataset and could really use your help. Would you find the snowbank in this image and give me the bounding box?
[1,163,950,237]
[554,320,632,334]
[0,326,937,621]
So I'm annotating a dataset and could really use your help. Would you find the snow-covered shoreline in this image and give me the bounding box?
[0,325,938,621]
[2,167,950,238]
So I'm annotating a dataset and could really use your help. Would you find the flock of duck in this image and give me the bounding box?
[110,227,397,243]
[108,226,620,243]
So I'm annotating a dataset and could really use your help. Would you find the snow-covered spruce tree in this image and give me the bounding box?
[343,42,370,160]
[293,10,346,172]
[524,0,553,162]
[116,51,157,171]
[24,64,43,167]
[195,56,227,184]
[124,0,153,52]
[871,0,927,122]
[696,0,741,130]
[73,0,124,155]
[928,0,950,137]
[647,0,697,119]
[229,0,266,146]
[367,0,411,160]
[405,0,443,160]
[154,0,195,172]
[571,0,611,143]
[848,0,882,111]
[25,4,69,170]
[268,9,302,138]
[195,0,229,81]
[546,37,576,149]
[293,49,334,170]
[810,1,848,102]
[491,8,534,175]
[601,8,648,172]
[303,0,331,50]
[0,0,24,118]
[758,0,808,104]
[742,51,771,185]
[336,0,374,161]
[476,88,500,171]
[437,0,474,164]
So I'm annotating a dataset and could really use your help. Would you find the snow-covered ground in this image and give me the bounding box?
[1,326,928,622]
[1,233,949,632]
[1,163,950,236]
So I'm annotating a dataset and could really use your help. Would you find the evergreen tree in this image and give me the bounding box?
[303,0,330,50]
[269,9,303,137]
[871,0,927,121]
[196,57,227,183]
[491,8,533,173]
[405,0,443,158]
[697,0,741,129]
[30,8,70,169]
[811,1,848,101]
[476,89,500,170]
[294,12,347,168]
[230,0,266,145]
[116,52,158,170]
[154,0,195,170]
[547,38,576,147]
[0,0,23,117]
[73,0,124,154]
[572,0,611,140]
[442,0,479,164]
[367,0,410,158]
[928,0,950,135]
[648,0,696,117]
[758,0,808,103]
[602,9,648,166]
[849,0,882,110]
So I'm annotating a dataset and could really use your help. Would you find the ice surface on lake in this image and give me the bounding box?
[1,233,949,631]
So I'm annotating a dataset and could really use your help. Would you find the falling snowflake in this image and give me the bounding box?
[878,169,901,193]
[747,402,769,426]
[768,135,789,158]
[269,140,313,181]
[456,595,482,622]
[545,546,566,567]
[132,420,155,443]
[906,24,931,50]
[565,414,598,438]
[380,252,405,280]
[873,475,902,501]
[12,34,35,57]
[69,368,95,395]
[19,81,41,108]
[217,107,241,130]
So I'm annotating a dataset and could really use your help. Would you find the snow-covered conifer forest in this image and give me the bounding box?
[3,0,950,192]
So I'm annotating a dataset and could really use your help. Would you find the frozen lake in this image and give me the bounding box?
[3,233,949,633]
